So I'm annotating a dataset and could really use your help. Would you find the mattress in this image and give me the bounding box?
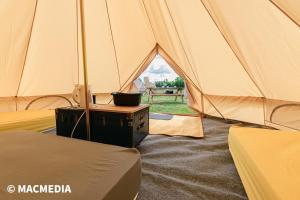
[0,131,141,200]
[229,126,300,200]
[0,110,55,132]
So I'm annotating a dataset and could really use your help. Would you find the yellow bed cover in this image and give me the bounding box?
[0,110,55,132]
[229,127,300,200]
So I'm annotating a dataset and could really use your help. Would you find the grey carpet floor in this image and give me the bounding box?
[136,117,258,200]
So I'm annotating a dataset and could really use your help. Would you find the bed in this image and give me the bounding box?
[0,110,55,132]
[229,126,300,200]
[0,131,141,200]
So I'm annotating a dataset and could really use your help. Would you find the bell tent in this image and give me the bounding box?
[0,0,300,130]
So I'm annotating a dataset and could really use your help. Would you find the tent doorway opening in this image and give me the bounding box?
[134,54,196,115]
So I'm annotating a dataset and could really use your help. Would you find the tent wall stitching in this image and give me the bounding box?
[201,0,267,98]
[158,46,226,119]
[16,0,39,98]
[163,0,203,91]
[117,44,158,91]
[76,0,80,85]
[155,1,183,65]
[262,97,266,125]
[140,1,202,101]
[266,120,300,131]
[126,45,159,87]
[270,103,300,123]
[201,93,204,113]
[107,44,158,104]
[269,0,300,27]
[141,0,158,42]
[199,0,266,98]
[162,0,226,119]
[104,0,122,88]
[25,95,73,110]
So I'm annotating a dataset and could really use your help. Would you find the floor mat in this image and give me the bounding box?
[150,115,203,138]
[149,113,174,120]
[137,117,259,200]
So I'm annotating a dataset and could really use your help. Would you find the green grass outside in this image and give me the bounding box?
[141,93,197,115]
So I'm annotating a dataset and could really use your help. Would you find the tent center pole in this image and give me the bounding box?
[79,0,91,141]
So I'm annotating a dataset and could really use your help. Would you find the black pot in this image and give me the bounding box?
[111,92,142,106]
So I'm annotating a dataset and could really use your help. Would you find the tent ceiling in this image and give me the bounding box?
[0,0,299,128]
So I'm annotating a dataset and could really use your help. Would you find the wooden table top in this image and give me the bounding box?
[149,87,182,90]
[60,104,149,114]
[91,104,149,113]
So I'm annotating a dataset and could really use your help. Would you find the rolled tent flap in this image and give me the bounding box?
[0,0,300,130]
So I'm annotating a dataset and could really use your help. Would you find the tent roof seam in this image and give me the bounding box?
[268,0,300,27]
[163,0,203,92]
[107,44,158,104]
[158,46,226,119]
[163,0,225,119]
[105,0,121,89]
[15,0,39,98]
[141,0,159,43]
[199,0,267,98]
[76,0,80,85]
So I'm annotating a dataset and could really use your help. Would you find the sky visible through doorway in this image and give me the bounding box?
[138,54,178,82]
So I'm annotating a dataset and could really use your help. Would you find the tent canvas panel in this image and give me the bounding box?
[201,0,300,102]
[17,0,79,97]
[156,0,262,97]
[270,0,300,26]
[203,95,265,125]
[0,0,37,97]
[0,0,300,130]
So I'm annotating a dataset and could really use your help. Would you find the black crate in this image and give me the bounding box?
[55,106,149,148]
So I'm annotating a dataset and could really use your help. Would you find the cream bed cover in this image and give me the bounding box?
[0,131,141,200]
[0,110,55,132]
[229,126,300,200]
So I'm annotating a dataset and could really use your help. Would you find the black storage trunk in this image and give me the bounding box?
[55,105,149,148]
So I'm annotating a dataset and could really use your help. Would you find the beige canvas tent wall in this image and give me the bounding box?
[0,0,299,130]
